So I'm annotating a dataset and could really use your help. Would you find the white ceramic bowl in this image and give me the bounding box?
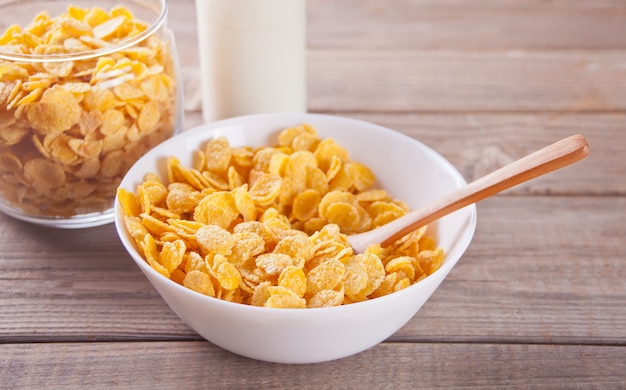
[114,113,477,364]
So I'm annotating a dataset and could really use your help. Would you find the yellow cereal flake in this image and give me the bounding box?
[273,234,315,261]
[307,258,346,295]
[324,202,361,233]
[292,189,321,221]
[256,253,298,277]
[214,261,242,291]
[160,239,186,273]
[204,136,232,174]
[308,289,344,308]
[314,138,349,172]
[385,256,416,281]
[26,85,81,134]
[250,281,272,307]
[193,191,239,228]
[248,172,282,206]
[195,224,235,256]
[265,286,307,309]
[183,270,216,297]
[140,234,169,278]
[232,185,257,222]
[137,100,160,134]
[117,187,141,217]
[278,266,307,297]
[23,157,66,194]
[166,182,203,215]
[93,15,125,39]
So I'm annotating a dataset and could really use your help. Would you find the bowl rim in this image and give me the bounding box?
[114,112,478,314]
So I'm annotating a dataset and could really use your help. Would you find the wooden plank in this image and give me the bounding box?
[307,0,626,50]
[306,49,626,113]
[182,111,626,196]
[179,50,626,114]
[0,220,195,341]
[1,341,625,388]
[1,196,624,344]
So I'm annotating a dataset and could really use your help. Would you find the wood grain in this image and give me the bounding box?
[2,341,625,389]
[308,50,626,113]
[307,0,626,51]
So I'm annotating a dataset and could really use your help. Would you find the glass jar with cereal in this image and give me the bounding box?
[0,0,181,228]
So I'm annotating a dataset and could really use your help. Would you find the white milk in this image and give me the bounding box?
[195,0,307,123]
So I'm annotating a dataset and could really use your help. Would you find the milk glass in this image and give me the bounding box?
[195,0,307,122]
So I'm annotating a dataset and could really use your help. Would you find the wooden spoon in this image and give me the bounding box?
[347,134,590,254]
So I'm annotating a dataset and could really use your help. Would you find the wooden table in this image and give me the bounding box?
[2,1,625,388]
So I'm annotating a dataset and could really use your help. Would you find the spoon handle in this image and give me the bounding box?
[349,134,589,253]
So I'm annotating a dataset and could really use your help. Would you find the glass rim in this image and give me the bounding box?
[0,0,168,63]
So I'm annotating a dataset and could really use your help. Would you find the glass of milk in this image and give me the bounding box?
[195,0,307,123]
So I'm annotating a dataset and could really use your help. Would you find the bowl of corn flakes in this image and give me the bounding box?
[114,113,477,364]
[0,0,181,228]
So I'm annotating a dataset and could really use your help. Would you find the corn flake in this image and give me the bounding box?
[183,270,216,297]
[26,85,81,134]
[196,224,235,256]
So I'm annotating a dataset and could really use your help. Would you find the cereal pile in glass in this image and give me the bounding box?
[0,5,177,217]
[118,125,445,308]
